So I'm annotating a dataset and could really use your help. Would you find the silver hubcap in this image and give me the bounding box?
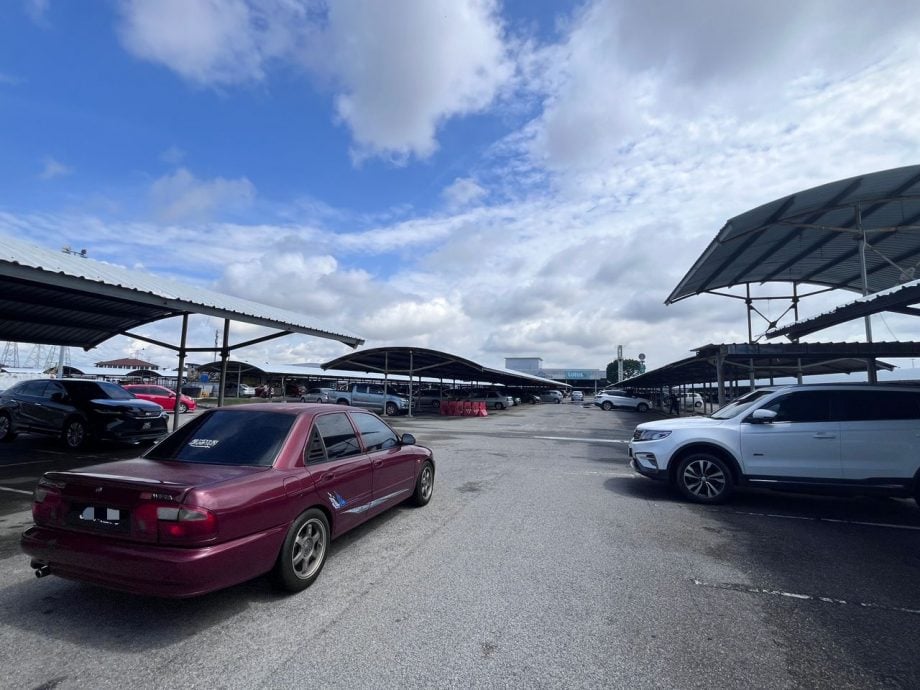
[291,518,326,580]
[420,465,433,501]
[683,458,726,498]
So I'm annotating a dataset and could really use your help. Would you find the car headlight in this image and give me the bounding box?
[633,429,672,441]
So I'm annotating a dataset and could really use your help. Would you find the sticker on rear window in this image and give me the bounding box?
[189,438,220,448]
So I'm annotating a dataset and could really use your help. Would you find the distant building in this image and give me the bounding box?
[504,357,543,374]
[505,357,605,385]
[94,357,160,371]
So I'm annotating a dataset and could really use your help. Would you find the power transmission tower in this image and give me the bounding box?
[1,342,20,367]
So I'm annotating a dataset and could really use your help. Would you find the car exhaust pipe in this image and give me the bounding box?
[33,564,51,578]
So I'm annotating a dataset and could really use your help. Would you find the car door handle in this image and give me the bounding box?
[320,472,339,481]
[812,433,836,439]
[373,460,384,467]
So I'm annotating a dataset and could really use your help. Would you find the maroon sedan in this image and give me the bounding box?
[21,403,434,598]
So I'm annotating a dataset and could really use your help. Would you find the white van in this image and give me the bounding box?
[628,384,920,507]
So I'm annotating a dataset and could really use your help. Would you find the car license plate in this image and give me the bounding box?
[80,506,122,523]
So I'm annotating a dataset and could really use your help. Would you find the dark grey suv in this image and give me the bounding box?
[0,378,168,450]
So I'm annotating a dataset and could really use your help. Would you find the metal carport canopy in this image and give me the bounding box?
[767,278,920,340]
[0,234,363,349]
[322,347,568,388]
[667,164,920,304]
[618,342,900,389]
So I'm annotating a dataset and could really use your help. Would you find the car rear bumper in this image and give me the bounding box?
[21,523,286,598]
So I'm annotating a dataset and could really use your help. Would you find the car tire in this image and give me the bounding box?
[177,402,189,414]
[336,399,350,406]
[636,402,649,413]
[694,401,703,408]
[62,417,89,451]
[432,400,440,409]
[0,412,16,442]
[675,453,733,504]
[272,508,330,593]
[495,402,504,410]
[410,461,435,507]
[601,401,613,411]
[385,402,398,416]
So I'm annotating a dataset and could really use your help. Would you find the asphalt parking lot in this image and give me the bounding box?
[1,402,919,688]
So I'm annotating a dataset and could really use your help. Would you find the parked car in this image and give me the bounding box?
[538,390,563,403]
[678,392,705,410]
[303,387,336,403]
[333,383,409,416]
[21,403,435,597]
[595,390,652,412]
[0,378,168,450]
[413,388,445,409]
[571,390,585,402]
[628,384,920,506]
[465,390,515,410]
[222,382,255,398]
[122,384,197,413]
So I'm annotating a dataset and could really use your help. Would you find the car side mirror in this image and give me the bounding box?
[749,408,777,424]
[400,433,416,446]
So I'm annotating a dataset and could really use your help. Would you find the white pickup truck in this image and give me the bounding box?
[333,383,410,416]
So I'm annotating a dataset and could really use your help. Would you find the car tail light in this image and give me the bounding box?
[32,478,65,525]
[133,501,219,545]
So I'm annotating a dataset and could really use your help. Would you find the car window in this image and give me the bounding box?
[351,413,399,452]
[44,381,67,401]
[304,427,327,464]
[757,391,832,423]
[17,380,49,397]
[711,389,776,419]
[834,390,920,421]
[313,412,361,459]
[147,410,294,466]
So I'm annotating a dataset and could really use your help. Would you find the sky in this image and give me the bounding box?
[4,0,920,375]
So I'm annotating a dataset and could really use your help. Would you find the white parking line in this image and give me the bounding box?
[533,436,628,444]
[728,510,920,532]
[693,579,920,616]
[0,486,33,496]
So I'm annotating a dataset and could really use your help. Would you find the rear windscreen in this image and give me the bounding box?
[146,410,295,466]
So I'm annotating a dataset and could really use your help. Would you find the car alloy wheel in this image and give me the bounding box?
[385,402,398,416]
[676,454,733,504]
[411,461,434,506]
[177,402,189,414]
[273,509,329,592]
[602,401,613,411]
[63,418,88,450]
[0,412,14,441]
[636,403,649,413]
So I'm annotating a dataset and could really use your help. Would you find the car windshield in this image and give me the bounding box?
[146,410,295,466]
[710,389,777,419]
[65,380,135,401]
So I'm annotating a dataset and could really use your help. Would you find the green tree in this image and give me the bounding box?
[606,358,643,384]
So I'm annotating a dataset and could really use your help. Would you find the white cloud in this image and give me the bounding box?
[442,178,487,209]
[114,0,513,163]
[323,0,513,163]
[116,0,282,85]
[38,157,72,180]
[149,168,255,221]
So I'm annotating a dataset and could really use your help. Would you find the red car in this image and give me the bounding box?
[122,384,197,413]
[21,403,435,598]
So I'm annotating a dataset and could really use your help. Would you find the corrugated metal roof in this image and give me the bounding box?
[766,278,920,340]
[0,234,364,349]
[667,165,920,303]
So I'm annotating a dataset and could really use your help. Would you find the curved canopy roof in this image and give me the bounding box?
[0,234,363,349]
[323,347,569,388]
[667,165,920,304]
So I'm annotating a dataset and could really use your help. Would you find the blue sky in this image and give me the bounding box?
[3,0,920,373]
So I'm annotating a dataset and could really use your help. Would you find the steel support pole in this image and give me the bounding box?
[857,204,877,383]
[173,313,188,431]
[218,319,230,407]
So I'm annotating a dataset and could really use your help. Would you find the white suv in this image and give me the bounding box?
[595,390,652,413]
[628,384,920,507]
